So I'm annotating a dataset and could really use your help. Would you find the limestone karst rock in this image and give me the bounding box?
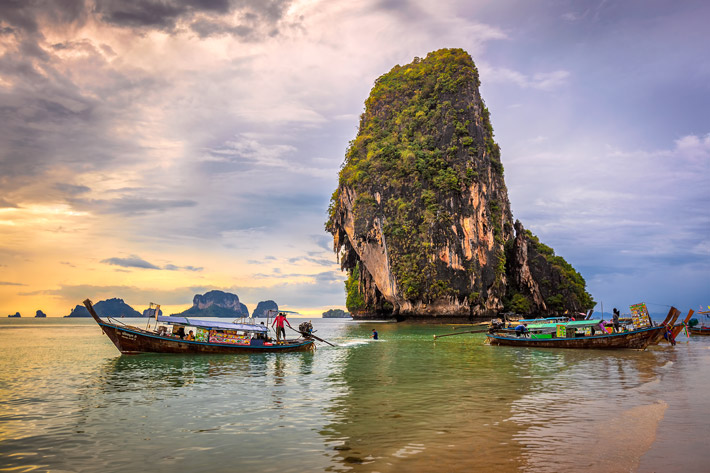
[142,307,163,317]
[174,290,250,317]
[326,49,594,320]
[65,298,141,317]
[322,309,351,318]
[252,300,278,318]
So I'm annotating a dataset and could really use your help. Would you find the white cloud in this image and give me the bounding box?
[480,64,571,90]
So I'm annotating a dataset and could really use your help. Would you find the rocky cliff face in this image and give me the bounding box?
[175,290,250,318]
[326,49,594,320]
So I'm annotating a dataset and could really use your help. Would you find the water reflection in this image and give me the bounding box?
[93,354,263,392]
[318,324,532,472]
[503,346,676,473]
[317,323,682,473]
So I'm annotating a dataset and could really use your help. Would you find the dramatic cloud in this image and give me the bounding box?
[101,255,203,271]
[71,197,198,215]
[163,264,203,271]
[101,255,161,269]
[94,0,295,39]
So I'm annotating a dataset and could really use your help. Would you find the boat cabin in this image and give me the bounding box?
[155,315,274,346]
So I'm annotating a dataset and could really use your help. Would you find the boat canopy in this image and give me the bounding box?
[519,317,568,323]
[526,319,603,330]
[157,315,269,333]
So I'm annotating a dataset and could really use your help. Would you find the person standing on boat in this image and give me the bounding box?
[613,308,620,332]
[272,312,292,343]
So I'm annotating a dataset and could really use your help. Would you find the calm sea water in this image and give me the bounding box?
[1,317,709,473]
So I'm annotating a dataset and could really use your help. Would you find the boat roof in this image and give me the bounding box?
[518,317,568,323]
[526,319,603,329]
[157,315,268,333]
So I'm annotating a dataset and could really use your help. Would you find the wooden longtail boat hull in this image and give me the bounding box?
[649,307,681,345]
[688,327,710,336]
[84,299,315,354]
[689,309,710,336]
[486,325,666,349]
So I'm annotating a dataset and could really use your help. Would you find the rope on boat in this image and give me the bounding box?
[107,316,128,327]
[645,302,675,308]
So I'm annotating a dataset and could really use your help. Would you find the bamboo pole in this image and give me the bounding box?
[433,328,490,339]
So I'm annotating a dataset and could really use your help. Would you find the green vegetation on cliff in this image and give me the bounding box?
[524,230,595,311]
[345,262,366,312]
[503,230,595,315]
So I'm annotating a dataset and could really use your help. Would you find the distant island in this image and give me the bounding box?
[142,307,162,317]
[66,298,142,318]
[172,290,250,317]
[322,309,351,318]
[171,291,280,318]
[252,300,278,318]
[7,310,48,317]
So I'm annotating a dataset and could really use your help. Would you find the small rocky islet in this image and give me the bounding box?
[326,48,595,321]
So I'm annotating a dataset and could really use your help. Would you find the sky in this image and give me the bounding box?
[0,0,708,317]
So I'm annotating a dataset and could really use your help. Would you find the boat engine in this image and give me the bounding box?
[298,321,313,338]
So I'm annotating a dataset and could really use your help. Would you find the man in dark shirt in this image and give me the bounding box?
[372,329,378,340]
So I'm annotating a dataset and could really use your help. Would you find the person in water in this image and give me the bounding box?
[372,329,378,340]
[272,312,293,343]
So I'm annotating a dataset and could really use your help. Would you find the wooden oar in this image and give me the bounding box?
[288,326,337,347]
[434,328,489,339]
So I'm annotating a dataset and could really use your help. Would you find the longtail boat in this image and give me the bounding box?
[689,309,710,336]
[486,306,677,349]
[84,299,315,354]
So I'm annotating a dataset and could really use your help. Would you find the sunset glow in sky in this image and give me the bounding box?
[1,0,708,317]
